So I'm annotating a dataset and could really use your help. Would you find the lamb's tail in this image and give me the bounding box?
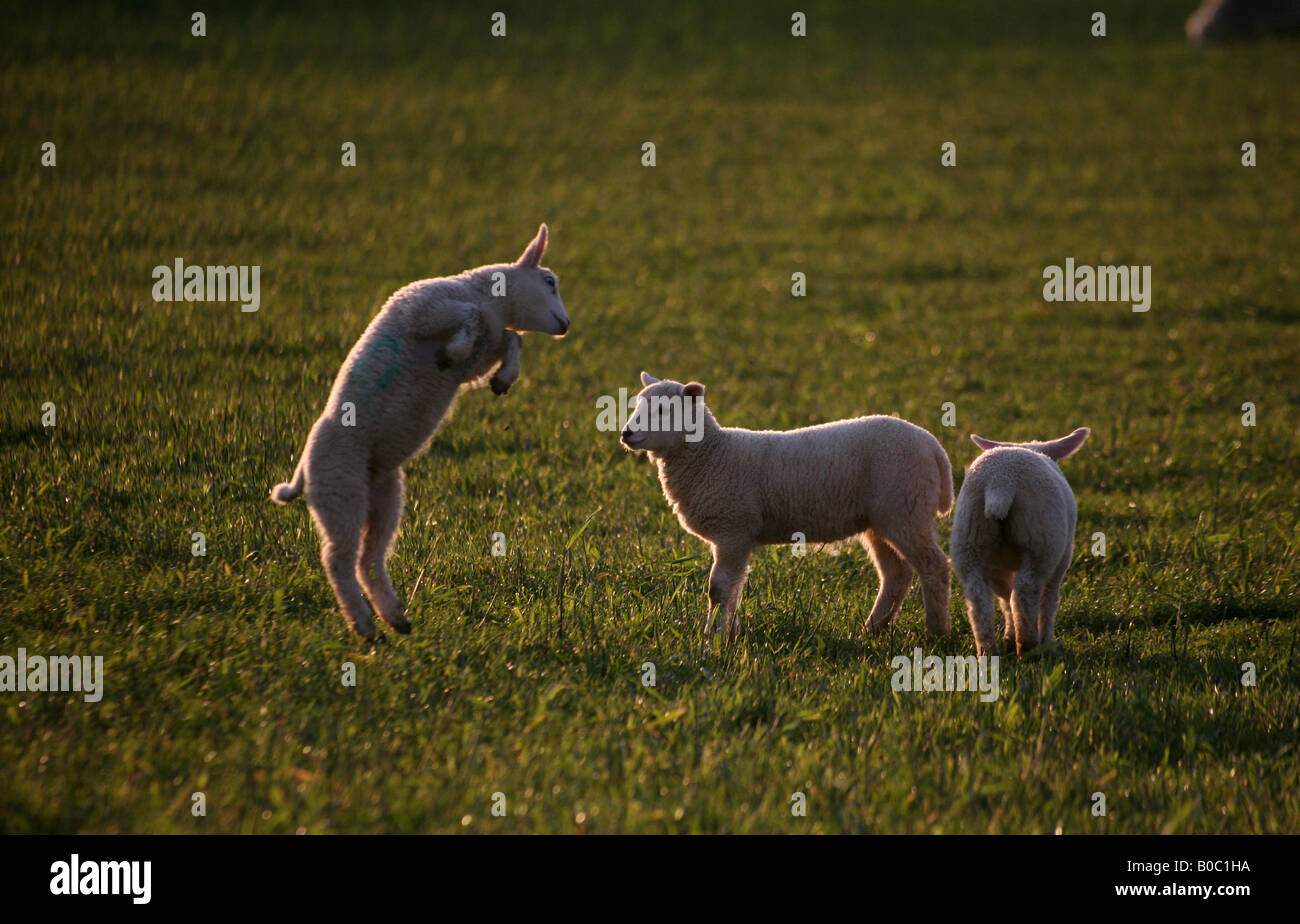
[933,442,954,516]
[270,463,305,505]
[984,482,1015,520]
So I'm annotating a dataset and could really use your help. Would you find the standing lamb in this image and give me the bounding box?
[619,373,954,640]
[950,428,1090,657]
[270,224,570,640]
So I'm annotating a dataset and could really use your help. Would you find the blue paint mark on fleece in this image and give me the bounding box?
[355,332,408,398]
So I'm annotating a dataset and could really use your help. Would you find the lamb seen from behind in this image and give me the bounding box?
[620,373,954,640]
[270,224,570,640]
[950,427,1090,657]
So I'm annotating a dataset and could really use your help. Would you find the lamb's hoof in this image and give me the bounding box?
[385,616,412,635]
[1020,640,1061,660]
[347,615,381,642]
[490,378,511,395]
[724,617,744,643]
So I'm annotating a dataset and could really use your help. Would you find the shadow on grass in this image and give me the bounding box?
[0,424,58,449]
[1195,301,1300,325]
[1146,596,1296,627]
[1072,651,1295,765]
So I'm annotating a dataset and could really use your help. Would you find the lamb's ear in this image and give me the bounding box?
[971,434,1001,451]
[1042,427,1090,461]
[640,371,660,387]
[683,382,706,399]
[517,223,548,267]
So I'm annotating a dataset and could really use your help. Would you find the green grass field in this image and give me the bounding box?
[2,1,1298,833]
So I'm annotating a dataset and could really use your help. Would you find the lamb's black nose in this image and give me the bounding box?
[621,429,632,441]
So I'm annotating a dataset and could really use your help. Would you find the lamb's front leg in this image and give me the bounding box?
[490,330,522,395]
[705,542,753,641]
[404,298,480,369]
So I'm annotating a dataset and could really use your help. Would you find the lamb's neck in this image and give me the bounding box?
[653,424,730,498]
[452,263,501,304]
[453,265,512,326]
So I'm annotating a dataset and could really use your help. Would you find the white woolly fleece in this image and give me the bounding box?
[950,427,1089,656]
[623,373,954,639]
[270,225,569,639]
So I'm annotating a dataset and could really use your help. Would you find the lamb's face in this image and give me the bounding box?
[506,223,569,337]
[620,373,707,455]
[506,263,569,337]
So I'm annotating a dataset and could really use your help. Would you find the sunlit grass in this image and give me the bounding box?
[1,1,1297,833]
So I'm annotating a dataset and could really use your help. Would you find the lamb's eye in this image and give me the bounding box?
[545,276,557,289]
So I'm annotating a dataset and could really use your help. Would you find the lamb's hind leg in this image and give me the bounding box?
[358,467,410,634]
[992,571,1015,651]
[1038,551,1070,647]
[897,533,952,636]
[862,530,914,635]
[1011,566,1046,655]
[307,475,375,640]
[959,571,999,658]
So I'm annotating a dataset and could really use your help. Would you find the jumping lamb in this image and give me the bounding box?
[619,373,954,640]
[270,224,570,639]
[950,427,1090,657]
